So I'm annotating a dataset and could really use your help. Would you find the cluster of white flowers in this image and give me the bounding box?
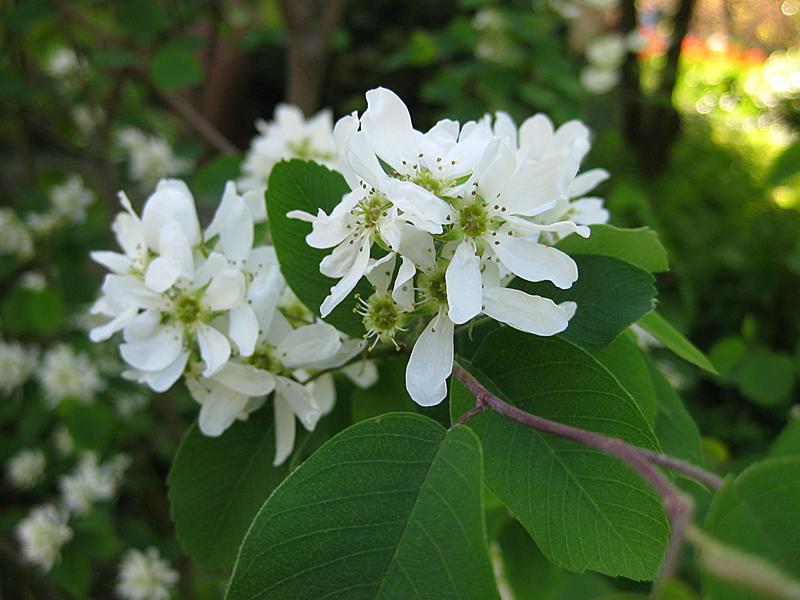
[0,207,34,259]
[90,178,373,464]
[293,88,609,406]
[20,270,48,292]
[6,448,46,490]
[116,128,192,187]
[27,175,96,235]
[16,504,73,571]
[580,32,646,95]
[44,47,86,80]
[38,343,104,406]
[239,104,337,197]
[0,337,37,395]
[59,451,130,515]
[116,547,178,600]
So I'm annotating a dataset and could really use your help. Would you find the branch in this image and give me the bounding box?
[451,361,704,588]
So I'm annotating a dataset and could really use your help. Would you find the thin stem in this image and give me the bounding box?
[451,362,695,588]
[636,447,724,490]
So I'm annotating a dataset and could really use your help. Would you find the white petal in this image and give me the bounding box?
[569,169,609,198]
[120,325,183,371]
[243,189,267,223]
[518,114,554,160]
[405,309,454,406]
[228,304,259,357]
[276,322,342,368]
[392,256,416,311]
[483,287,571,336]
[112,211,147,260]
[122,309,161,342]
[502,158,571,217]
[213,361,276,396]
[342,360,379,389]
[90,251,131,274]
[273,396,296,466]
[203,268,245,312]
[205,181,253,264]
[275,376,320,431]
[300,338,366,370]
[196,323,231,377]
[493,111,518,145]
[141,179,201,249]
[198,384,249,437]
[310,373,336,415]
[320,236,371,317]
[362,87,417,170]
[397,224,435,272]
[366,253,396,293]
[144,256,182,292]
[89,305,138,342]
[142,350,189,392]
[492,230,578,289]
[193,252,229,289]
[476,140,516,201]
[570,198,609,225]
[248,265,284,331]
[320,235,361,278]
[446,240,482,324]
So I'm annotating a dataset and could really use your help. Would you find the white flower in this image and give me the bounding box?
[45,47,84,79]
[52,425,76,457]
[49,175,95,223]
[0,338,37,395]
[16,505,72,571]
[91,180,251,390]
[0,207,33,258]
[38,344,103,405]
[239,104,337,196]
[585,33,626,70]
[59,451,130,516]
[6,449,46,490]
[26,211,62,236]
[20,271,47,292]
[72,104,105,137]
[116,392,149,417]
[116,128,191,186]
[580,66,620,94]
[116,547,178,600]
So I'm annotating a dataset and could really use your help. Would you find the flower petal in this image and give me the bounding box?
[446,240,482,324]
[198,383,249,437]
[492,229,578,289]
[569,169,609,198]
[90,251,131,274]
[405,309,454,406]
[142,350,189,392]
[483,287,571,336]
[203,268,245,312]
[89,305,138,342]
[310,373,336,415]
[273,396,296,466]
[141,179,201,249]
[213,361,276,396]
[228,304,259,357]
[196,323,231,377]
[362,87,416,170]
[276,322,342,368]
[120,325,183,371]
[320,236,371,317]
[275,376,320,431]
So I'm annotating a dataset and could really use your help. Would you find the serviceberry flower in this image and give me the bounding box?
[59,451,130,516]
[16,505,72,571]
[0,338,37,395]
[117,547,178,600]
[38,344,103,406]
[6,449,46,490]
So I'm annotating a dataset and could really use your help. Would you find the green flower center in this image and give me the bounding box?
[287,138,335,161]
[247,345,284,374]
[409,166,454,196]
[459,200,490,239]
[353,193,391,230]
[420,268,448,306]
[174,295,203,325]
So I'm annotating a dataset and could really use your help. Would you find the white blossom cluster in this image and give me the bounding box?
[28,175,96,235]
[0,207,34,259]
[293,88,609,406]
[116,547,178,600]
[38,343,104,406]
[580,32,646,95]
[59,451,130,516]
[116,127,192,187]
[90,178,374,464]
[239,104,337,197]
[6,448,46,490]
[0,337,38,395]
[16,504,73,571]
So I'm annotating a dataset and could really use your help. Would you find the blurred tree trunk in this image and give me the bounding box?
[621,0,697,176]
[277,0,348,115]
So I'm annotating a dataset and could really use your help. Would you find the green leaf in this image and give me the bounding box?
[351,357,416,422]
[648,358,703,465]
[766,141,800,186]
[557,225,668,273]
[267,160,371,338]
[594,332,658,425]
[768,419,800,458]
[703,457,800,600]
[637,312,717,375]
[59,400,115,453]
[168,409,289,568]
[190,153,244,206]
[496,519,614,600]
[150,41,203,92]
[734,348,795,407]
[513,255,656,351]
[118,0,170,42]
[451,330,668,580]
[226,413,497,600]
